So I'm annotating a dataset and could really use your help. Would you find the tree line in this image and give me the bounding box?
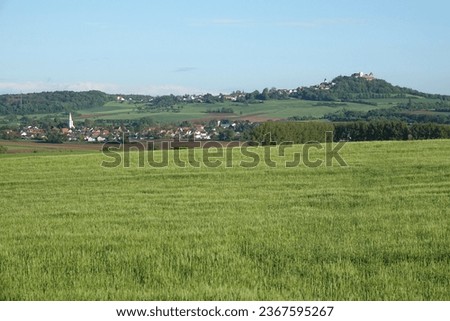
[334,121,450,141]
[247,122,335,144]
[324,102,450,124]
[0,91,113,115]
[247,121,450,143]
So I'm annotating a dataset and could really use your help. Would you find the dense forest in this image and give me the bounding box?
[0,91,113,115]
[291,76,449,102]
[322,100,450,124]
[248,121,450,143]
[329,76,433,99]
[333,121,450,141]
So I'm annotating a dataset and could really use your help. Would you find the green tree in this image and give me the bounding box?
[179,120,192,128]
[84,118,94,128]
[139,116,155,127]
[261,88,269,100]
[45,130,67,143]
[218,128,235,141]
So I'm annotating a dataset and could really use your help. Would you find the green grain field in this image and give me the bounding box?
[75,97,412,123]
[4,95,437,125]
[0,140,449,300]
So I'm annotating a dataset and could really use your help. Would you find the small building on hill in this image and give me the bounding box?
[351,72,375,81]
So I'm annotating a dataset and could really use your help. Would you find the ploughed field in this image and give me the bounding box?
[0,140,449,300]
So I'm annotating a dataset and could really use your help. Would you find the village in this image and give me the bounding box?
[15,113,250,143]
[7,72,378,143]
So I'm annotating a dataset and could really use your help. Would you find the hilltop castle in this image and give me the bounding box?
[351,72,375,81]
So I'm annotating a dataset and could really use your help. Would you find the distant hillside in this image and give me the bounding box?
[294,75,447,101]
[329,76,439,99]
[0,90,114,115]
[1,74,448,116]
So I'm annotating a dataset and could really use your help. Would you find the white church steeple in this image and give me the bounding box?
[69,113,74,129]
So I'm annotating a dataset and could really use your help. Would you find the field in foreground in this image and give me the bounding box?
[0,140,102,155]
[0,140,449,300]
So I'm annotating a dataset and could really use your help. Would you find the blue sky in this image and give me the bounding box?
[1,0,449,95]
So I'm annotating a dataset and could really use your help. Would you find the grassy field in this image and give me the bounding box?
[0,95,438,125]
[74,97,414,123]
[0,140,102,155]
[0,140,449,300]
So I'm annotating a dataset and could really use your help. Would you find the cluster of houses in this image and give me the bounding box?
[20,126,45,139]
[148,125,213,141]
[314,80,336,91]
[117,94,216,104]
[16,115,240,143]
[19,124,120,142]
[146,121,237,141]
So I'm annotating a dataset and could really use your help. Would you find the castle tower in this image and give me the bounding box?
[69,113,74,129]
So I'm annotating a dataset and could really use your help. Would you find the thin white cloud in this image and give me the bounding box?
[0,81,205,96]
[131,84,204,96]
[190,17,365,29]
[0,81,121,94]
[189,18,255,27]
[210,18,254,26]
[174,67,198,73]
[65,82,122,92]
[0,81,56,93]
[277,18,366,29]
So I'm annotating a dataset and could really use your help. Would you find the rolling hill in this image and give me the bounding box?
[1,75,449,125]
